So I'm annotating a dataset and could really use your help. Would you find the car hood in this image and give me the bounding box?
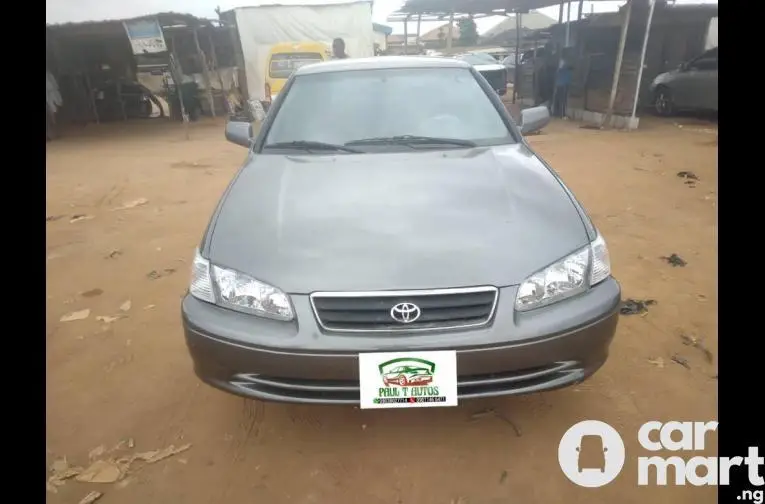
[652,70,677,86]
[208,145,590,293]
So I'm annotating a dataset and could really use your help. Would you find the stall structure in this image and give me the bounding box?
[387,0,614,106]
[46,12,239,130]
[542,0,717,128]
[388,0,712,129]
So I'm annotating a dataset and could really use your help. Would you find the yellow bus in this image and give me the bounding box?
[264,41,332,103]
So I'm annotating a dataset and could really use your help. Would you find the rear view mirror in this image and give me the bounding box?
[519,106,551,135]
[225,120,254,148]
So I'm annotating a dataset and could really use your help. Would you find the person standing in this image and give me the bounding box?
[332,38,349,59]
[46,69,63,140]
[553,58,572,118]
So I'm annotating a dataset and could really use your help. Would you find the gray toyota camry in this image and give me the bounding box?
[182,56,621,407]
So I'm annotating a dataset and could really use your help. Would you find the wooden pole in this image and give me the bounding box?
[531,33,538,103]
[512,13,521,104]
[565,0,572,47]
[603,0,632,128]
[193,26,216,117]
[167,35,190,139]
[551,0,565,111]
[217,8,249,105]
[404,15,409,54]
[207,28,226,92]
[447,11,455,49]
[631,0,656,122]
[416,14,422,47]
[84,73,99,124]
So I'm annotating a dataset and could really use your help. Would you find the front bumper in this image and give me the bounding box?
[182,278,621,404]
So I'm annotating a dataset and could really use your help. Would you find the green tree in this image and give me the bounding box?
[457,17,478,46]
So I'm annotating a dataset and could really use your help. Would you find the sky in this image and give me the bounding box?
[46,0,717,36]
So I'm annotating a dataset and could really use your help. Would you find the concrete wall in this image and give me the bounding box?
[373,31,387,51]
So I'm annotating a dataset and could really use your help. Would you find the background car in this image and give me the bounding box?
[501,53,516,83]
[455,52,508,96]
[650,46,718,116]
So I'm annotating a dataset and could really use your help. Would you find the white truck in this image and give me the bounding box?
[226,0,375,113]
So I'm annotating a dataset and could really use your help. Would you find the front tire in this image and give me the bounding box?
[654,86,674,116]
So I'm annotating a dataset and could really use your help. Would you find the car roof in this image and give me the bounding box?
[295,56,470,76]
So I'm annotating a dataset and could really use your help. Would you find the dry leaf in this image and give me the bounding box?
[647,357,665,368]
[70,214,95,223]
[46,482,59,494]
[79,491,104,504]
[119,300,132,312]
[96,315,121,324]
[81,288,104,298]
[143,304,156,310]
[60,309,90,322]
[132,443,192,464]
[48,457,84,486]
[113,198,148,211]
[76,460,125,483]
[89,445,106,461]
[51,458,69,474]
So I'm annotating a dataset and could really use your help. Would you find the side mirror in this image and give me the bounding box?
[225,120,254,148]
[519,106,551,135]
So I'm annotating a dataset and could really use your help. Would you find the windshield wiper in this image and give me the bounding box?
[345,135,477,148]
[263,140,362,153]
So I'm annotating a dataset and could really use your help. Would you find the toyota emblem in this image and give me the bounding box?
[390,302,421,324]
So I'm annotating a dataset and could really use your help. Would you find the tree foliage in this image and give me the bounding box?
[457,17,478,46]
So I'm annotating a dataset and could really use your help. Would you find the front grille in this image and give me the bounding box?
[310,287,498,332]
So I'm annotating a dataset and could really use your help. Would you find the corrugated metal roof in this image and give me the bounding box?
[46,11,209,30]
[373,22,393,35]
[392,0,616,16]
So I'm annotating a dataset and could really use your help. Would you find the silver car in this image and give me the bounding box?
[182,56,621,405]
[650,47,718,116]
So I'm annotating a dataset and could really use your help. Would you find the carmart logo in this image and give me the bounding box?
[559,420,764,492]
[558,420,626,487]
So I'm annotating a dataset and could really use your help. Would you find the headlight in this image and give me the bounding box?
[189,249,294,321]
[515,233,611,312]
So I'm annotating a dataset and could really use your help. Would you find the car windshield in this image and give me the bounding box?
[269,52,323,79]
[264,67,513,150]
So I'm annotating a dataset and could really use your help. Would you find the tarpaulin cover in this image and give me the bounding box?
[234,1,374,100]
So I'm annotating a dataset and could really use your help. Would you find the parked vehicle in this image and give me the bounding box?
[265,41,332,104]
[182,56,621,405]
[650,47,718,116]
[228,1,374,111]
[501,53,516,83]
[455,52,508,95]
